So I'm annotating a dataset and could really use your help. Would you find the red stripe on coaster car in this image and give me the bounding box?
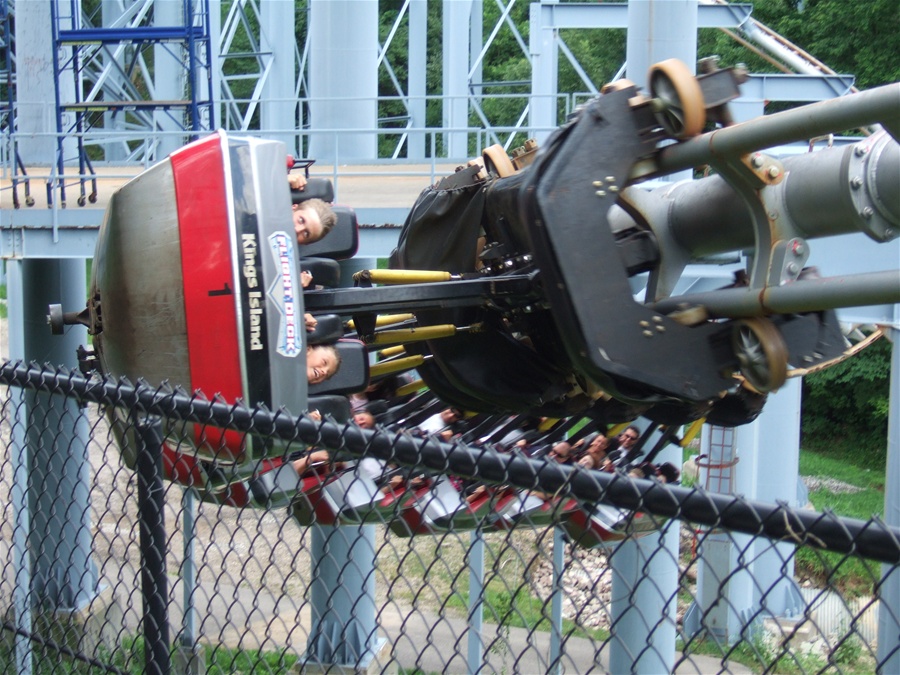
[171,134,245,458]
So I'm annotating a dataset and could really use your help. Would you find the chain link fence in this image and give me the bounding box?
[1,362,897,674]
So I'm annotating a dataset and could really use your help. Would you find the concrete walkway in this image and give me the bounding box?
[4,161,452,214]
[375,604,755,674]
[166,570,754,675]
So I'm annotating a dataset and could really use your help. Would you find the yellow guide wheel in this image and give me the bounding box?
[732,317,789,393]
[482,144,516,178]
[647,58,706,140]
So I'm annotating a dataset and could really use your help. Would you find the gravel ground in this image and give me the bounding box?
[801,475,865,494]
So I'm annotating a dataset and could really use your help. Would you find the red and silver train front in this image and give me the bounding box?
[91,131,307,463]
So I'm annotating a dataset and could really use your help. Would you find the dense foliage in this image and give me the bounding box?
[697,0,900,90]
[752,0,900,89]
[801,335,893,467]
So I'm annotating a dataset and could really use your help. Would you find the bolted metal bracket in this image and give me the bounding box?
[47,303,92,335]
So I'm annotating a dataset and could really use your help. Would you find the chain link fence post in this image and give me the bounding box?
[135,418,171,675]
[175,488,205,673]
[467,527,485,672]
[548,526,565,675]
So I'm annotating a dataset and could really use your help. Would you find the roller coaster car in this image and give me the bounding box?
[66,62,897,514]
[334,60,898,428]
[86,132,311,466]
[562,503,665,548]
[83,130,371,471]
[290,461,417,527]
[250,456,323,510]
[491,490,581,531]
[80,62,897,446]
[90,132,307,408]
[384,479,533,536]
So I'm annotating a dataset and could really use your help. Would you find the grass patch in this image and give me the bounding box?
[379,529,610,645]
[799,448,884,492]
[0,636,302,674]
[682,628,875,674]
[205,644,299,673]
[796,447,885,597]
[443,580,609,643]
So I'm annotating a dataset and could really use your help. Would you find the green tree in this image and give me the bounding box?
[699,0,900,90]
[754,0,900,89]
[801,335,892,468]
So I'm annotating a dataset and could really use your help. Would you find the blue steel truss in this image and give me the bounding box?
[48,0,215,207]
[1,0,34,208]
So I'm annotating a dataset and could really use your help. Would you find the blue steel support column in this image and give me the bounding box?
[469,0,483,108]
[209,0,223,131]
[17,259,98,612]
[14,0,56,162]
[608,536,677,674]
[625,0,698,90]
[528,3,558,143]
[612,7,700,660]
[688,426,753,644]
[729,99,766,125]
[608,425,678,675]
[7,261,33,675]
[734,379,805,620]
[878,325,900,672]
[308,0,378,162]
[443,1,472,159]
[154,0,188,158]
[407,0,427,160]
[261,0,299,151]
[307,524,380,668]
[101,0,127,161]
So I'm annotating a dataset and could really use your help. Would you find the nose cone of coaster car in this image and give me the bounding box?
[90,130,309,415]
